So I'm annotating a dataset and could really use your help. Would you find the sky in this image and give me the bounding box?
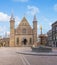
[0,0,57,37]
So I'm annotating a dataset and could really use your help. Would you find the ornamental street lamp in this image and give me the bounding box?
[40,25,42,35]
[40,25,43,45]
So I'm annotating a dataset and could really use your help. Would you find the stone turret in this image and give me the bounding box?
[9,13,15,47]
[33,15,37,46]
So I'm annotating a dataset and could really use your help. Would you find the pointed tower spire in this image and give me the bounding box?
[10,10,15,20]
[33,15,37,22]
[9,10,15,47]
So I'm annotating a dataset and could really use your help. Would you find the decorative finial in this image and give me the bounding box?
[40,25,42,30]
[10,9,14,20]
[40,25,42,34]
[33,14,37,21]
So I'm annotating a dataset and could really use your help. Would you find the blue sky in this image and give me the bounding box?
[0,0,57,37]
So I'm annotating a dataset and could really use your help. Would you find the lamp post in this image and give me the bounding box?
[40,25,42,45]
[40,25,42,34]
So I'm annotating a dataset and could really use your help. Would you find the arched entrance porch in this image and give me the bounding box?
[22,38,27,45]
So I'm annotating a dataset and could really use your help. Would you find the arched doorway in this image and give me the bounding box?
[22,38,27,45]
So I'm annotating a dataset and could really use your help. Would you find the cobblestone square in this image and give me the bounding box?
[0,47,57,65]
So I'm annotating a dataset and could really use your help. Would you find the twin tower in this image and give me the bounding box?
[9,14,37,47]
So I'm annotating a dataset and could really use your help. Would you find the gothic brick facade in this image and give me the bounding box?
[10,14,37,47]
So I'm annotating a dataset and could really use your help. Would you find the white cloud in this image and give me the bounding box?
[0,26,7,36]
[0,26,3,32]
[7,31,10,35]
[0,12,20,23]
[15,16,20,24]
[37,24,40,29]
[6,31,10,37]
[54,4,57,12]
[13,0,29,2]
[0,26,10,37]
[27,5,39,16]
[0,12,10,22]
[41,16,49,22]
[0,26,7,32]
[49,22,53,26]
[15,16,20,28]
[0,12,21,37]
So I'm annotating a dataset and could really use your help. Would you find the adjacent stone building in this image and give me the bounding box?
[9,14,37,47]
[47,30,52,46]
[52,21,57,47]
[0,37,9,47]
[47,21,57,47]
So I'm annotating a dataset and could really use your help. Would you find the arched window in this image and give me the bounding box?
[23,29,26,33]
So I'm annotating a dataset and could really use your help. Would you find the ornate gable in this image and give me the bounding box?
[15,17,33,34]
[19,17,31,26]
